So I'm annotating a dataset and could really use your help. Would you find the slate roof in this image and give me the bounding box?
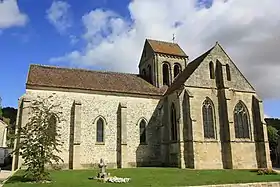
[147,39,187,57]
[165,46,214,95]
[27,65,165,96]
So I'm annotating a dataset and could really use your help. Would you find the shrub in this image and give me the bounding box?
[257,168,277,175]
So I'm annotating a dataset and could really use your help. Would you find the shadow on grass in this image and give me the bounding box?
[4,175,34,184]
[250,169,259,173]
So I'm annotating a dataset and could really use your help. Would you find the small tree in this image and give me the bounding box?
[267,125,279,165]
[2,107,18,148]
[14,95,64,182]
[267,125,279,151]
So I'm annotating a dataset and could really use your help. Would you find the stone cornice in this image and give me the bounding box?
[26,85,163,100]
[184,85,256,94]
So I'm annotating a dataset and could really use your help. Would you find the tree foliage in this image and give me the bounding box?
[267,125,279,150]
[2,107,18,148]
[2,107,17,125]
[265,118,280,134]
[14,95,64,182]
[265,118,280,150]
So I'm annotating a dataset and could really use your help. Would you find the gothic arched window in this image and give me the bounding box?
[234,101,250,139]
[163,63,170,86]
[209,61,215,79]
[226,64,231,81]
[139,119,147,144]
[96,118,105,142]
[202,98,215,138]
[174,64,181,78]
[171,103,178,141]
[147,65,152,83]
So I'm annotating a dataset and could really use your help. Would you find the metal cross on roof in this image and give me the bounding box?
[172,34,175,43]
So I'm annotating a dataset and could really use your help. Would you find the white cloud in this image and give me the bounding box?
[264,114,271,119]
[69,35,78,45]
[46,1,71,33]
[0,0,28,29]
[50,0,280,99]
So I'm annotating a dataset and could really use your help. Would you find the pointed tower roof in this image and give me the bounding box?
[146,39,187,57]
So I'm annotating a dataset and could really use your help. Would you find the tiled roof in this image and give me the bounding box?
[147,39,187,57]
[27,65,165,96]
[165,46,214,95]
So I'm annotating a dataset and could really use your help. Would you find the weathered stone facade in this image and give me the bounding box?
[12,39,271,170]
[13,90,162,170]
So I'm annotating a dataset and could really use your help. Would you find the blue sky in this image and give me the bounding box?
[0,0,130,106]
[0,0,279,118]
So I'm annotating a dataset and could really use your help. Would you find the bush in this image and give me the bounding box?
[257,168,277,175]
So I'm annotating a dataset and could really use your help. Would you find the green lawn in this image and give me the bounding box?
[3,168,280,187]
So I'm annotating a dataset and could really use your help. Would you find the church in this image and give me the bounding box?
[12,39,272,170]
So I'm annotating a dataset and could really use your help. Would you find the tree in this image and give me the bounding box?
[14,95,64,182]
[2,107,17,125]
[265,118,280,134]
[267,125,279,150]
[2,107,18,148]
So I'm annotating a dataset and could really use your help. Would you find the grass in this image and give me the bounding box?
[3,168,280,187]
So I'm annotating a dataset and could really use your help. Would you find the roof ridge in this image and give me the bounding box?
[165,44,215,95]
[147,38,178,45]
[30,64,139,76]
[146,39,187,57]
[28,64,164,96]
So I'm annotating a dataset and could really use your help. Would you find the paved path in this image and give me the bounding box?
[0,170,12,187]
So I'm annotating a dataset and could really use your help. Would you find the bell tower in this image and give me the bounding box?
[138,39,188,88]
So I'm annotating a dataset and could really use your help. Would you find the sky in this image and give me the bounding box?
[0,0,279,118]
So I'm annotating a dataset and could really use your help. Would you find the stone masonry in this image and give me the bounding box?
[13,90,162,170]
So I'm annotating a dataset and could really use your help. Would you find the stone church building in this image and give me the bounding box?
[13,39,272,170]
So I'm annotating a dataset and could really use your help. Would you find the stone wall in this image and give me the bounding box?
[185,87,223,169]
[156,54,187,87]
[13,88,162,170]
[163,87,224,169]
[185,43,255,93]
[138,42,155,84]
[227,91,257,169]
[170,42,271,169]
[162,84,270,169]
